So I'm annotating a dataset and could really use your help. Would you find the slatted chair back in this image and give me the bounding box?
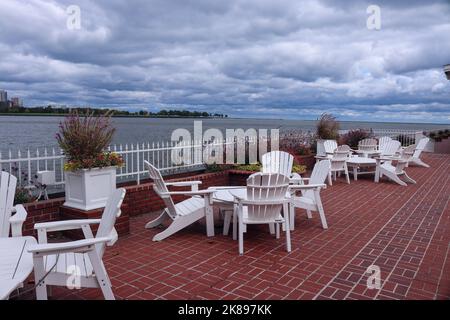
[324,140,338,154]
[358,138,378,152]
[413,137,430,159]
[378,136,393,153]
[95,188,126,257]
[261,151,294,178]
[381,140,401,157]
[0,172,17,238]
[330,145,350,172]
[144,161,177,219]
[245,173,290,223]
[304,160,331,200]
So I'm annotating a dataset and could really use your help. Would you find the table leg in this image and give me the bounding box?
[374,161,380,183]
[353,166,358,181]
[205,197,215,237]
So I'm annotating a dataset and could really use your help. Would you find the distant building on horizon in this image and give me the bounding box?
[0,90,7,102]
[11,97,23,107]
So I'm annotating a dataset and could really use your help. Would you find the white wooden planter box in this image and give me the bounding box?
[316,139,326,157]
[64,167,116,211]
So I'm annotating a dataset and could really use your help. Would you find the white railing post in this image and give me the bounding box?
[136,143,140,185]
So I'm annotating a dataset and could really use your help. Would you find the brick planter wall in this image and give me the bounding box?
[434,138,450,154]
[228,170,254,186]
[23,199,64,237]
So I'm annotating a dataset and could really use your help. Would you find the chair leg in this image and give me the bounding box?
[289,202,295,231]
[269,223,275,235]
[382,170,407,186]
[88,250,115,300]
[153,213,202,241]
[275,223,280,239]
[328,172,333,186]
[33,256,48,300]
[306,209,312,219]
[238,220,244,255]
[283,203,291,253]
[403,172,416,184]
[223,210,232,236]
[313,189,328,229]
[413,158,430,168]
[344,165,350,184]
[145,211,169,229]
[232,208,237,240]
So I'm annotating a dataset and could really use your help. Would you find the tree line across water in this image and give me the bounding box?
[0,103,227,118]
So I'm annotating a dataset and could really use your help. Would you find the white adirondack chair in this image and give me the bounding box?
[28,188,126,300]
[375,140,415,186]
[328,145,351,185]
[408,137,430,168]
[233,173,291,255]
[316,140,338,159]
[375,157,416,187]
[1,171,28,238]
[289,160,330,230]
[144,161,216,241]
[380,139,401,157]
[261,151,302,182]
[358,138,378,153]
[378,136,393,153]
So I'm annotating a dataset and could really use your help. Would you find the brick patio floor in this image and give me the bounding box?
[21,153,450,300]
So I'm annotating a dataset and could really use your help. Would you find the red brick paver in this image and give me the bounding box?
[17,153,450,300]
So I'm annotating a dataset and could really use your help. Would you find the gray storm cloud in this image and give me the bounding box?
[0,0,449,122]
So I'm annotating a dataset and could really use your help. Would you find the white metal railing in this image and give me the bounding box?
[0,137,258,190]
[0,129,425,191]
[338,129,424,147]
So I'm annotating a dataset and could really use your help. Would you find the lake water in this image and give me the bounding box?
[0,115,448,152]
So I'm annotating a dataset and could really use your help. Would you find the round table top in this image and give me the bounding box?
[209,187,292,204]
[209,187,246,203]
[347,157,377,164]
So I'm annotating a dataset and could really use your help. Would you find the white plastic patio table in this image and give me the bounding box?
[0,236,36,300]
[346,157,377,181]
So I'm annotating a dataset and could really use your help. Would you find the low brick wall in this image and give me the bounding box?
[20,169,251,238]
[122,170,231,217]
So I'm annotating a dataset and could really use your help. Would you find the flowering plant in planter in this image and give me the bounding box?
[64,152,124,171]
[56,111,124,171]
[56,111,124,211]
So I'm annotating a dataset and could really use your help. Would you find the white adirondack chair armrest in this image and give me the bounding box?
[158,189,216,197]
[165,181,202,187]
[34,219,102,232]
[375,157,406,163]
[289,183,326,191]
[10,204,28,237]
[28,237,111,255]
[235,198,291,206]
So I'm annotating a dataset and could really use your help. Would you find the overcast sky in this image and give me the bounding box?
[0,0,449,123]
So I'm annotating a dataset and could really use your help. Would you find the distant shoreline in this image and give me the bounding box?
[0,112,448,126]
[0,113,224,119]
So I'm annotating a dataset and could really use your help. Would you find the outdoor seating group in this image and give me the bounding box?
[0,135,431,300]
[316,136,430,185]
